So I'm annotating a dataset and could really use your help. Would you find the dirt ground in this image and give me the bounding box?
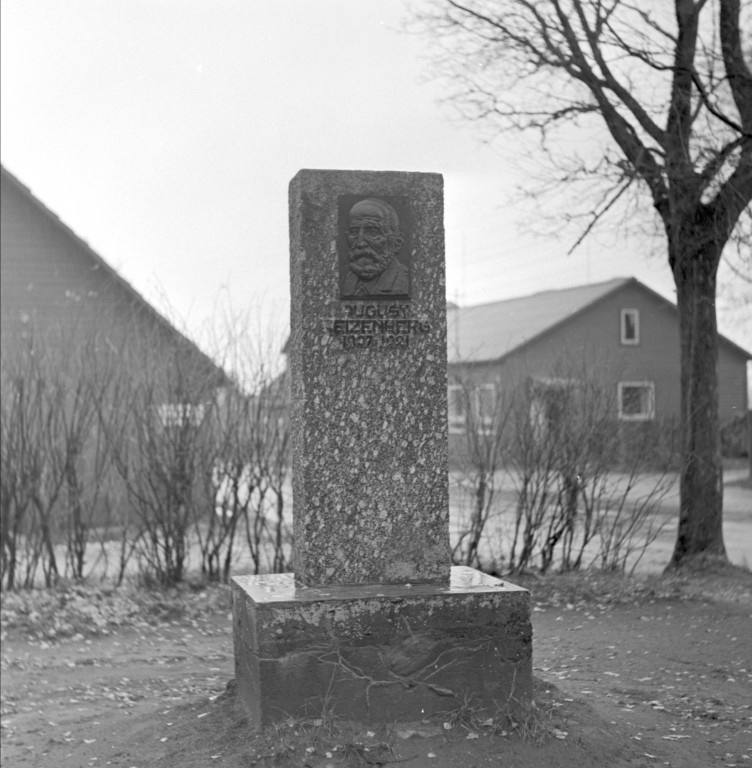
[2,567,751,768]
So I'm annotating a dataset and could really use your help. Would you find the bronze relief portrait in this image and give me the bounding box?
[339,195,410,299]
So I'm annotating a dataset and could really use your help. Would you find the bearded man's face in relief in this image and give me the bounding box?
[347,201,401,281]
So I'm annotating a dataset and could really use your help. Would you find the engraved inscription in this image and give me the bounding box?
[339,196,410,299]
[327,303,430,350]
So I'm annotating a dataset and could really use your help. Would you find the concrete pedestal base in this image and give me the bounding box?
[231,566,532,728]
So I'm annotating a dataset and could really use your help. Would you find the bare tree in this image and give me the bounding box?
[413,0,752,567]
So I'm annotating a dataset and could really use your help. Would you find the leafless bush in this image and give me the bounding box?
[450,365,678,575]
[448,374,514,569]
[107,366,216,586]
[589,427,677,574]
[1,301,289,591]
[1,339,58,589]
[202,304,291,578]
[1,322,123,589]
[507,374,677,574]
[198,386,290,581]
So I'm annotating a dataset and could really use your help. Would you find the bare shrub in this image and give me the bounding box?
[590,423,677,574]
[107,346,218,586]
[448,374,514,569]
[1,339,58,589]
[2,296,292,591]
[200,384,290,581]
[1,321,122,588]
[450,363,678,576]
[202,304,291,578]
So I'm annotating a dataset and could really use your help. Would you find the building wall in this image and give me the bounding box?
[718,345,750,420]
[509,282,678,417]
[1,171,116,332]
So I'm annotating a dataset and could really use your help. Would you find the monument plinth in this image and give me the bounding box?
[232,169,532,727]
[290,169,449,586]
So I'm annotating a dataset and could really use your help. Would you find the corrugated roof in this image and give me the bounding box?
[447,278,633,363]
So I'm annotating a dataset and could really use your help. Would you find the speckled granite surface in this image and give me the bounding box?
[232,567,533,725]
[231,171,532,729]
[289,169,450,586]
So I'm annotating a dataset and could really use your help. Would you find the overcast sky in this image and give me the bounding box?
[1,0,749,352]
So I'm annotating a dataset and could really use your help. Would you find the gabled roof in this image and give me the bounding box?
[447,278,631,363]
[1,164,230,386]
[447,277,750,364]
[2,165,169,331]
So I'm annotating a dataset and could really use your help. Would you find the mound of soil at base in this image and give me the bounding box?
[143,678,646,768]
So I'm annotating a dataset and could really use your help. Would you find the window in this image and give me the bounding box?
[621,309,640,345]
[447,385,467,433]
[474,384,497,431]
[617,382,655,421]
[448,383,498,433]
[158,402,207,428]
[528,377,579,440]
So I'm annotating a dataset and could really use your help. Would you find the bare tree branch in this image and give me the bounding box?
[566,175,635,254]
[719,0,752,131]
[411,0,752,567]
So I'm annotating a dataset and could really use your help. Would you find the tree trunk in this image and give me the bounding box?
[668,248,727,568]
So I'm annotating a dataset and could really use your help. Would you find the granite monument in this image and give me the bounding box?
[232,169,532,727]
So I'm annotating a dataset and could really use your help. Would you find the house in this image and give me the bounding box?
[0,164,228,404]
[446,277,750,457]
